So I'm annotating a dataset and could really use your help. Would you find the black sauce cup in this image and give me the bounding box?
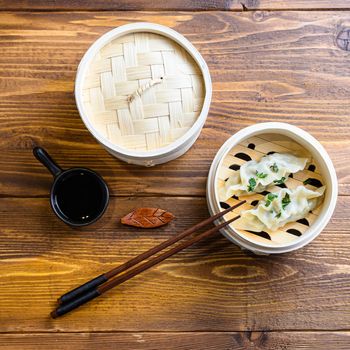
[33,147,109,227]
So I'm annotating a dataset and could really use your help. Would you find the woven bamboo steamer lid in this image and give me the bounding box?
[75,23,212,166]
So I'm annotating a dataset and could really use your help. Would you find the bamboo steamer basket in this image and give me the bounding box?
[207,123,338,254]
[75,23,212,166]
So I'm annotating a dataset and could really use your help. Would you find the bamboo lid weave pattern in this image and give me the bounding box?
[82,32,205,151]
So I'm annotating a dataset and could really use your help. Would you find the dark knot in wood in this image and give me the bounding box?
[336,29,350,51]
[253,11,269,22]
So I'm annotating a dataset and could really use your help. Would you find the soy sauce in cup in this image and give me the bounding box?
[53,168,107,225]
[33,147,109,226]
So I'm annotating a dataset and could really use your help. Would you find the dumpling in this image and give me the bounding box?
[235,186,325,232]
[219,153,308,201]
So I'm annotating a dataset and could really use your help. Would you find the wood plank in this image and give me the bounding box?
[0,0,349,11]
[258,0,350,10]
[0,197,349,331]
[0,0,231,11]
[1,11,350,197]
[0,332,349,350]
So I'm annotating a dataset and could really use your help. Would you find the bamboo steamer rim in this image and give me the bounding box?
[75,23,212,159]
[207,122,338,254]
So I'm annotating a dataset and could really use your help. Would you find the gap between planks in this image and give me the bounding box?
[0,330,349,334]
[1,8,350,12]
[0,194,208,199]
[0,194,349,199]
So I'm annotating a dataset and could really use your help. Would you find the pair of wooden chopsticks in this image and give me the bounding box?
[51,201,245,318]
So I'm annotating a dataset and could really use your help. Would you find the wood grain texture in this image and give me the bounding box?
[0,0,350,11]
[0,197,349,332]
[1,11,350,197]
[1,7,350,348]
[0,332,349,350]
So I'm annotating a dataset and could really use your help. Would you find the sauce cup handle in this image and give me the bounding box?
[33,147,62,178]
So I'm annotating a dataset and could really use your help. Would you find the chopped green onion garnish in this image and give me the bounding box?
[274,176,286,185]
[256,171,268,179]
[265,193,278,207]
[281,192,291,210]
[247,177,256,192]
[303,178,311,185]
[270,163,279,173]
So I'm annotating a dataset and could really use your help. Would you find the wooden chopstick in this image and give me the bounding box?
[98,214,240,293]
[57,201,246,306]
[51,215,240,318]
[51,202,245,318]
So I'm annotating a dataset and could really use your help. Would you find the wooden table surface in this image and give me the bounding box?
[1,1,350,349]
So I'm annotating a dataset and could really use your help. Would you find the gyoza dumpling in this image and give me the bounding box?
[235,186,325,232]
[219,153,308,201]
